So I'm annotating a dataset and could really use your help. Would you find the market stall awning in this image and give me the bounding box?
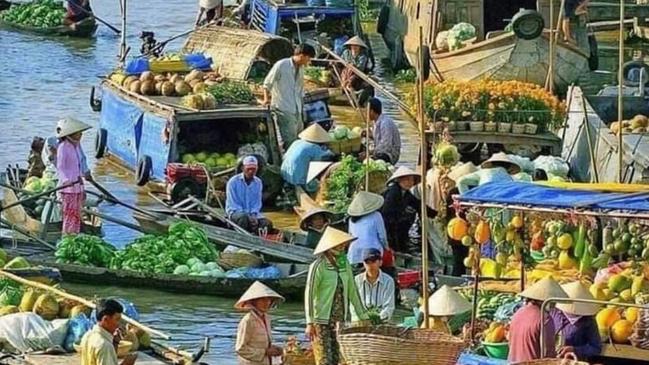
[457,181,649,212]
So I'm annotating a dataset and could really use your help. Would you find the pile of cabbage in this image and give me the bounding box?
[447,23,476,51]
[329,126,362,141]
[173,257,225,277]
[23,174,56,194]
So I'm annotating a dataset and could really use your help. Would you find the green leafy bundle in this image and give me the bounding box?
[324,155,390,213]
[111,222,218,274]
[1,0,66,28]
[207,81,254,105]
[55,234,116,267]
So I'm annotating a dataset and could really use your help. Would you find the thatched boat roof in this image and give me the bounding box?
[183,25,293,80]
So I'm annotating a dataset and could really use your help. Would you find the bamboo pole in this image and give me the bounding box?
[0,270,171,340]
[417,27,431,329]
[119,0,127,65]
[547,0,554,92]
[365,105,370,191]
[581,95,600,183]
[618,0,625,183]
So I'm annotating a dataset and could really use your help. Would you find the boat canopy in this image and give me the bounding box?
[182,25,293,81]
[457,181,649,212]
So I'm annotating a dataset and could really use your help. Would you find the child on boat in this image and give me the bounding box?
[235,281,285,365]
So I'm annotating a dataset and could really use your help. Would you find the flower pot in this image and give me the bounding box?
[512,124,526,134]
[525,123,538,134]
[484,122,497,132]
[455,121,469,131]
[447,121,457,131]
[497,122,511,133]
[469,121,485,132]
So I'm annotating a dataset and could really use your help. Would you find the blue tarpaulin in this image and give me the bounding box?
[458,182,649,212]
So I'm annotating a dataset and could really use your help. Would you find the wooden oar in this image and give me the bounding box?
[0,269,171,340]
[86,180,160,219]
[187,196,252,236]
[65,0,121,34]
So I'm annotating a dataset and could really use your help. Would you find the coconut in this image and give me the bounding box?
[70,304,91,318]
[201,93,217,109]
[58,298,79,318]
[19,289,39,312]
[124,330,140,351]
[185,70,204,82]
[161,81,175,96]
[193,82,208,94]
[154,74,166,82]
[140,80,156,95]
[140,71,154,82]
[182,94,204,110]
[33,294,59,320]
[169,74,182,84]
[0,305,19,316]
[129,80,142,94]
[175,81,191,96]
[138,331,151,348]
[122,75,137,88]
[154,81,163,95]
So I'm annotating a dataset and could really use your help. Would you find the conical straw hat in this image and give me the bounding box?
[56,117,91,138]
[347,191,384,217]
[447,162,478,182]
[299,123,331,144]
[519,277,568,301]
[556,281,601,316]
[235,281,285,309]
[481,152,521,173]
[313,226,357,255]
[307,161,333,184]
[344,36,368,49]
[298,196,333,231]
[420,285,471,316]
[387,166,421,184]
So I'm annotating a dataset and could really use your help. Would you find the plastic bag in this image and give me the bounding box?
[0,313,69,353]
[63,313,91,352]
[185,54,213,71]
[225,265,282,279]
[493,299,523,323]
[125,58,150,75]
[534,155,570,178]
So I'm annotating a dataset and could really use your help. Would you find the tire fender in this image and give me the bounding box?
[135,155,152,186]
[95,128,107,159]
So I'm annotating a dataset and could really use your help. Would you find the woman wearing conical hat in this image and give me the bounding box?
[297,196,334,249]
[235,281,285,365]
[418,285,471,334]
[340,36,372,101]
[55,117,93,235]
[346,191,388,266]
[508,277,568,363]
[456,152,521,194]
[280,123,335,193]
[305,227,369,365]
[549,281,602,361]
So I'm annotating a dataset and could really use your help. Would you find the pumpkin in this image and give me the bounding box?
[447,217,469,241]
[474,221,490,245]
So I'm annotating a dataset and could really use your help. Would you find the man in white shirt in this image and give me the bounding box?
[352,248,395,322]
[262,44,316,148]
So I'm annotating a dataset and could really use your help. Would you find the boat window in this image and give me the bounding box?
[177,117,274,165]
[416,2,420,19]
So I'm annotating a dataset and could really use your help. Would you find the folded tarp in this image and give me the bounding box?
[457,181,649,212]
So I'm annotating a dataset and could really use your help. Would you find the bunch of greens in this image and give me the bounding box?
[0,0,66,28]
[207,81,254,105]
[111,222,218,274]
[55,234,116,267]
[325,155,390,212]
[366,306,384,325]
[394,68,416,83]
[305,66,325,80]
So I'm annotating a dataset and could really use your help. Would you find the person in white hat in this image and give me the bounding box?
[347,191,387,266]
[195,0,223,27]
[508,277,568,363]
[56,117,92,235]
[226,155,272,233]
[456,152,521,194]
[304,227,368,365]
[235,281,285,365]
[549,282,602,360]
[339,36,372,101]
[280,123,334,193]
[297,198,333,249]
[418,285,471,334]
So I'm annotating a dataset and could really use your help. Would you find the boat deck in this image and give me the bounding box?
[25,352,166,365]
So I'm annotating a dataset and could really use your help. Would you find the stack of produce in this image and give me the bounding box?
[328,126,361,142]
[327,126,362,155]
[23,175,56,194]
[0,0,66,28]
[206,81,254,105]
[592,220,649,267]
[476,292,517,321]
[111,222,218,274]
[323,155,391,212]
[304,66,332,86]
[55,234,116,268]
[173,257,225,277]
[610,114,649,135]
[596,306,637,343]
[181,151,238,170]
[482,321,508,343]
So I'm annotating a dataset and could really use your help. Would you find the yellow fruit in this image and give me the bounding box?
[609,274,632,293]
[511,215,523,229]
[625,307,639,323]
[558,250,577,270]
[611,319,634,343]
[447,217,469,241]
[474,221,491,245]
[557,233,574,250]
[603,288,615,300]
[589,283,607,301]
[631,275,646,296]
[463,257,474,268]
[619,289,633,302]
[596,308,621,329]
[505,230,516,243]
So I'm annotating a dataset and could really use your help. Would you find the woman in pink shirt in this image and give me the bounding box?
[56,118,92,235]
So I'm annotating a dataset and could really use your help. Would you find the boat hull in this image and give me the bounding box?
[0,17,97,37]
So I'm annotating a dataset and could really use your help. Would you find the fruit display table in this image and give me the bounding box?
[601,344,649,361]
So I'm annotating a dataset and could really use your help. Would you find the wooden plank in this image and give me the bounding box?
[601,344,649,360]
[26,352,167,365]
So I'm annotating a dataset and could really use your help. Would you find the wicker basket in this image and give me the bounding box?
[217,251,263,270]
[513,353,588,365]
[328,137,362,155]
[338,325,467,365]
[283,351,315,365]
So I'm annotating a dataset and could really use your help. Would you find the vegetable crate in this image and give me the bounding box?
[328,137,362,155]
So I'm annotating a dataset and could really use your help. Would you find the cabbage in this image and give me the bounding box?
[209,269,226,278]
[447,22,476,51]
[191,262,206,273]
[198,271,211,276]
[205,262,221,271]
[173,265,190,275]
[434,143,459,167]
[25,180,42,193]
[186,257,201,266]
[351,126,363,135]
[205,157,217,168]
[347,131,360,139]
[33,294,59,320]
[334,127,349,140]
[20,289,39,312]
[195,152,208,162]
[182,154,195,163]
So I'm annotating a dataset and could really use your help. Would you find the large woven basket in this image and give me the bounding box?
[283,351,315,365]
[338,325,467,365]
[217,251,263,270]
[512,353,588,365]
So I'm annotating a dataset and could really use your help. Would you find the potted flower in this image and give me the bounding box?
[512,120,527,134]
[525,116,539,134]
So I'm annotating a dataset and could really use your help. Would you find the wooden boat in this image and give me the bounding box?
[2,237,308,299]
[0,16,97,37]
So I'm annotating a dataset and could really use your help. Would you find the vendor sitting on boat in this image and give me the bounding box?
[298,198,334,249]
[195,0,223,27]
[365,98,401,165]
[64,0,92,25]
[418,285,471,334]
[80,299,137,365]
[508,277,568,363]
[280,124,335,193]
[235,281,285,365]
[351,248,395,322]
[339,36,373,105]
[226,156,272,234]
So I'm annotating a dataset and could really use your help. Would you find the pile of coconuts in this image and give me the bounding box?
[118,69,222,97]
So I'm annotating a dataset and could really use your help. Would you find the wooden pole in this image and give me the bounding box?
[365,105,370,191]
[418,26,431,329]
[119,0,127,65]
[618,0,625,183]
[581,95,600,183]
[547,0,554,92]
[0,269,171,340]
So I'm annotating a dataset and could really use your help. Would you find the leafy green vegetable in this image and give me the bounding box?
[394,68,416,83]
[55,235,116,267]
[325,155,390,212]
[1,0,66,28]
[366,306,384,325]
[207,81,254,105]
[305,66,325,80]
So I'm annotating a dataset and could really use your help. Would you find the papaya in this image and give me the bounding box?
[474,221,490,245]
[447,217,469,241]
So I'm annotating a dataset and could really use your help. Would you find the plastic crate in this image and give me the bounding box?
[328,137,362,155]
[397,270,420,289]
[165,163,208,184]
